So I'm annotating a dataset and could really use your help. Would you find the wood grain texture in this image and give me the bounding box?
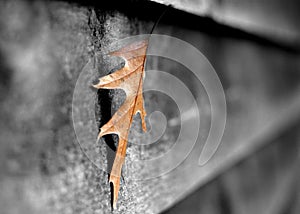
[0,1,299,214]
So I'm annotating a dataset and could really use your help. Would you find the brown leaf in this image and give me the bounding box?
[93,39,148,209]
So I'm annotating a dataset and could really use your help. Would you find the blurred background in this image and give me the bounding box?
[0,0,299,213]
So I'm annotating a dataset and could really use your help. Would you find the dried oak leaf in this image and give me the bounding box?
[93,39,148,209]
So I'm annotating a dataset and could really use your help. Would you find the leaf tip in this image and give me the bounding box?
[92,82,101,89]
[97,129,104,140]
[96,134,101,142]
[109,176,120,210]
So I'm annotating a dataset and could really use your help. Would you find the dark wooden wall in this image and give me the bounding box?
[0,1,299,213]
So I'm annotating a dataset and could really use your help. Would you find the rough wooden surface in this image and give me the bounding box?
[164,122,300,214]
[0,1,299,214]
[0,1,153,213]
[151,0,300,46]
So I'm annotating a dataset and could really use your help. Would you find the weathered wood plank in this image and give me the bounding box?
[151,0,300,46]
